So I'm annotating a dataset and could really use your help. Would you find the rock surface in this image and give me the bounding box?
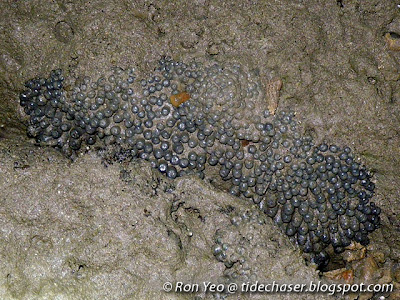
[0,138,330,299]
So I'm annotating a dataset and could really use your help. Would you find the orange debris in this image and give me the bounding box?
[170,92,191,107]
[324,268,354,284]
[340,269,354,284]
[241,140,250,147]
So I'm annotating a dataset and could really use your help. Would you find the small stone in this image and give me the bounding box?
[207,42,220,55]
[385,32,400,51]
